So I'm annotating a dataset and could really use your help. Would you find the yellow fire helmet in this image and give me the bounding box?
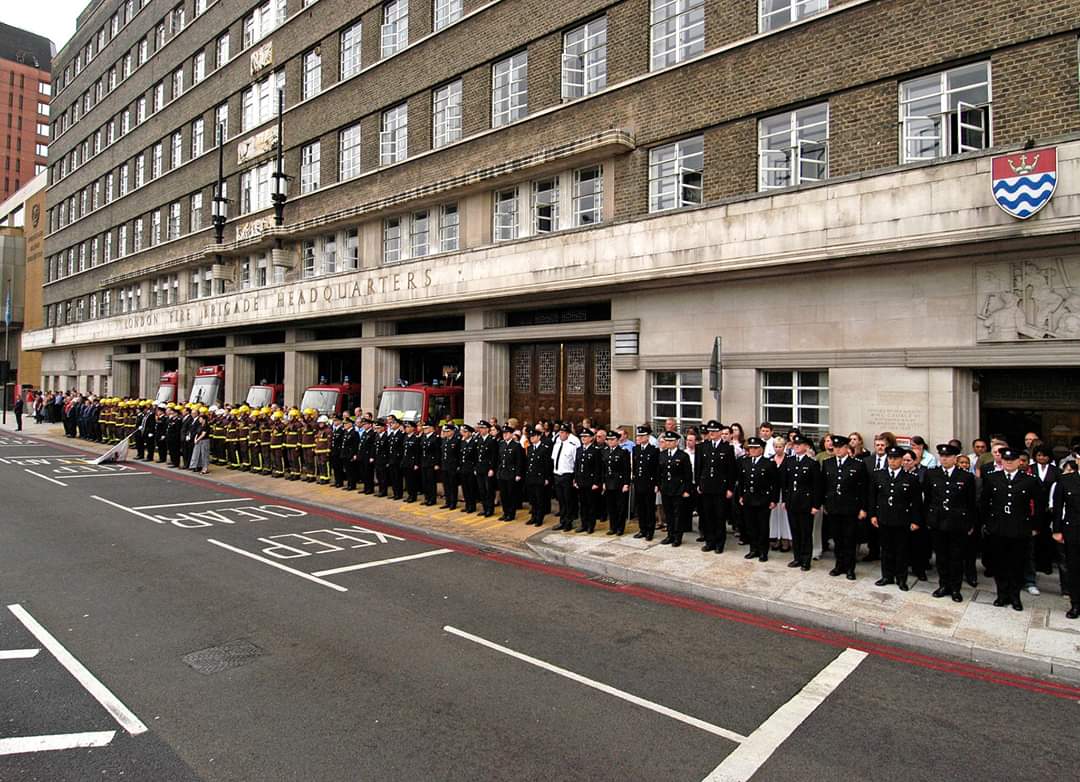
[272,410,285,420]
[303,408,317,417]
[288,409,300,418]
[199,406,209,414]
[260,407,271,415]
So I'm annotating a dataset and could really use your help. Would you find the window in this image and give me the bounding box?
[648,136,703,212]
[36,122,49,138]
[300,141,321,193]
[492,52,528,127]
[173,4,186,33]
[78,243,86,272]
[438,203,459,252]
[573,165,603,226]
[380,103,408,165]
[35,143,48,156]
[195,0,208,16]
[758,103,828,190]
[216,33,230,67]
[90,293,98,320]
[38,101,50,117]
[343,228,360,269]
[191,193,204,231]
[151,210,161,244]
[381,0,409,58]
[563,17,607,99]
[494,188,519,241]
[102,290,111,317]
[134,216,143,250]
[93,180,101,209]
[123,53,132,79]
[339,123,362,180]
[192,118,204,157]
[301,239,317,277]
[153,82,164,112]
[168,202,181,240]
[433,80,462,148]
[760,370,828,438]
[303,234,342,277]
[215,103,229,141]
[152,142,163,178]
[383,217,402,262]
[302,49,322,100]
[901,62,991,163]
[135,155,145,188]
[138,39,148,65]
[410,209,430,257]
[532,178,558,234]
[322,233,338,274]
[241,161,274,213]
[340,21,362,79]
[172,67,184,98]
[117,225,127,257]
[171,131,183,168]
[104,232,113,262]
[651,371,703,432]
[244,0,286,47]
[76,299,85,322]
[650,0,704,71]
[434,0,463,30]
[39,81,51,96]
[193,51,206,84]
[242,71,284,131]
[105,172,114,203]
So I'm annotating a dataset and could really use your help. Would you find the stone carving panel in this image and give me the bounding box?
[977,258,1080,341]
[237,126,279,166]
[250,41,273,75]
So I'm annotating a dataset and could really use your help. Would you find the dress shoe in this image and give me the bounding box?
[702,543,715,552]
[965,577,978,588]
[670,540,680,547]
[1012,599,1023,612]
[758,555,768,562]
[645,535,654,541]
[932,587,950,598]
[575,527,588,533]
[829,568,843,577]
[715,547,724,554]
[914,571,927,581]
[659,537,673,545]
[801,563,811,571]
[787,560,801,568]
[898,581,910,591]
[633,532,645,539]
[951,592,964,603]
[744,551,757,560]
[605,529,617,535]
[696,536,706,542]
[846,573,856,581]
[992,597,1008,607]
[1066,607,1080,620]
[875,577,893,587]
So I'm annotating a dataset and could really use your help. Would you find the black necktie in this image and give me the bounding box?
[555,442,563,470]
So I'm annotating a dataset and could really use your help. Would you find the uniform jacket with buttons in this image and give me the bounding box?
[525,441,554,486]
[869,468,923,528]
[441,435,462,475]
[923,466,976,533]
[574,443,604,488]
[734,455,780,507]
[602,444,631,490]
[1052,472,1080,544]
[782,454,821,512]
[497,438,525,480]
[658,448,693,497]
[401,433,421,469]
[696,439,736,494]
[632,443,660,488]
[421,433,442,469]
[979,470,1039,538]
[820,456,869,516]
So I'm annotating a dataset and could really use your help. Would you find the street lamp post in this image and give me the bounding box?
[271,89,288,226]
[212,122,227,244]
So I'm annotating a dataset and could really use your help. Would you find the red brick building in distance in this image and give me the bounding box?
[0,23,54,202]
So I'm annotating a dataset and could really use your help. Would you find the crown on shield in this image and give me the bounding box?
[1007,153,1039,176]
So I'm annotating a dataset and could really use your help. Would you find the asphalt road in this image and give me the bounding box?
[1,432,1078,782]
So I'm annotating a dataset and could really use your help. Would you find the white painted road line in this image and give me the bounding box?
[206,538,348,592]
[0,648,41,660]
[7,604,148,736]
[65,472,153,478]
[312,548,454,577]
[23,469,67,487]
[133,497,254,509]
[702,648,868,782]
[91,495,166,524]
[444,625,748,744]
[0,731,117,756]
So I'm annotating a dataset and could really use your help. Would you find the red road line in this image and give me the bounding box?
[15,432,1080,701]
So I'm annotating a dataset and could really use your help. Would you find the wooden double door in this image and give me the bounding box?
[510,341,611,427]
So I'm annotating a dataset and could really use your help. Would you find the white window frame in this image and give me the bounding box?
[532,177,559,234]
[381,0,409,59]
[434,0,463,31]
[340,21,362,79]
[133,216,144,251]
[438,203,459,252]
[380,103,408,165]
[193,51,206,84]
[339,123,362,181]
[648,135,703,212]
[759,0,828,33]
[242,70,285,132]
[241,161,274,214]
[216,33,230,67]
[758,103,829,190]
[171,131,183,168]
[650,370,703,432]
[900,62,992,163]
[300,141,321,193]
[168,202,181,240]
[562,17,607,100]
[383,216,403,263]
[493,187,519,241]
[192,118,205,157]
[409,209,430,258]
[573,165,603,227]
[432,80,462,148]
[302,48,322,100]
[191,193,204,232]
[492,52,528,127]
[650,0,705,71]
[759,370,829,438]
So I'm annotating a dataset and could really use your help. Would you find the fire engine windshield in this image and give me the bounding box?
[155,384,175,404]
[377,390,423,422]
[245,386,273,408]
[301,389,339,416]
[189,377,221,405]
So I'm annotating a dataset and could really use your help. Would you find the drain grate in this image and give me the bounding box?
[478,546,499,555]
[589,574,623,586]
[182,639,265,675]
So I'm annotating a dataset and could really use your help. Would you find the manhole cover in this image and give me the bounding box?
[589,574,622,586]
[182,639,265,675]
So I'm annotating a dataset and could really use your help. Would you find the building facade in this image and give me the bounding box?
[0,173,47,389]
[28,0,1080,452]
[0,23,53,202]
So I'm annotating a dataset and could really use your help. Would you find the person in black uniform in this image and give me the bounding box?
[440,424,461,509]
[420,421,441,506]
[340,418,359,490]
[475,421,498,518]
[156,405,171,463]
[821,433,868,580]
[924,443,977,601]
[658,431,693,546]
[401,420,422,502]
[734,436,780,561]
[459,425,478,513]
[373,420,391,497]
[980,448,1040,611]
[630,426,660,540]
[696,420,736,553]
[497,425,525,521]
[385,416,404,500]
[330,416,348,487]
[869,445,923,591]
[525,429,553,526]
[1052,456,1080,619]
[142,405,158,462]
[783,434,821,570]
[357,418,376,494]
[602,431,631,535]
[180,407,195,469]
[573,429,604,533]
[166,407,183,467]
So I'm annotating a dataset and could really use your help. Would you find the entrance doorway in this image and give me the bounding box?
[509,341,611,427]
[979,368,1080,460]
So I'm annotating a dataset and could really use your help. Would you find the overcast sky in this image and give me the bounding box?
[3,1,86,53]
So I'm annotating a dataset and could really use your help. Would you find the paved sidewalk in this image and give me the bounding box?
[7,418,1080,682]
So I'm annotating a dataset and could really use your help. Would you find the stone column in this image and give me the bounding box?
[463,341,509,424]
[226,354,256,406]
[952,368,980,449]
[360,320,398,413]
[283,350,318,409]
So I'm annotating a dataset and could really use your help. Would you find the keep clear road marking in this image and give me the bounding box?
[24,469,68,487]
[702,648,868,782]
[0,648,41,660]
[63,471,152,479]
[7,604,148,736]
[206,539,348,592]
[132,498,255,510]
[443,626,749,744]
[312,548,454,577]
[92,495,166,524]
[0,731,117,756]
